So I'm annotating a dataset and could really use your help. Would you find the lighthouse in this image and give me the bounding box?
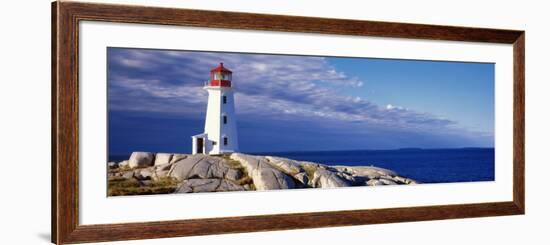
[191,63,239,155]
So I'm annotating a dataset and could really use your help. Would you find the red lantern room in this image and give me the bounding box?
[209,62,232,87]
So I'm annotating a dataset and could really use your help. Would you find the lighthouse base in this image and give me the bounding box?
[191,133,207,155]
[191,133,237,155]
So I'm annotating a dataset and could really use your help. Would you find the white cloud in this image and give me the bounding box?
[108,48,466,133]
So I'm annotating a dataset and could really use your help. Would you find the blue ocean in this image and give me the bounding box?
[109,148,494,183]
[256,148,495,183]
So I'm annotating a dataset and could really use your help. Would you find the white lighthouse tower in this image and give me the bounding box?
[191,63,239,155]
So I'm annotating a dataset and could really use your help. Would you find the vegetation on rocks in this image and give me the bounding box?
[108,176,179,196]
[218,154,256,190]
[301,164,318,181]
[219,154,245,170]
[107,152,417,196]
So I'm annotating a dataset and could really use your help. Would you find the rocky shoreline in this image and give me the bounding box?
[108,152,418,196]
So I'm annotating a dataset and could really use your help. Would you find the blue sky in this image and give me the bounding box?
[107,47,494,155]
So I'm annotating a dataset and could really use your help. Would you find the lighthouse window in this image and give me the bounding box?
[223,115,227,124]
[223,96,227,104]
[223,137,228,145]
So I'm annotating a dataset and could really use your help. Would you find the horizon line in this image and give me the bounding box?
[109,146,495,156]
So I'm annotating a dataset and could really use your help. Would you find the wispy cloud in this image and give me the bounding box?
[107,48,489,143]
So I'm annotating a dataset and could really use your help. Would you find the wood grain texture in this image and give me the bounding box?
[51,2,58,243]
[63,202,522,244]
[52,1,525,244]
[61,1,522,43]
[53,1,80,244]
[513,33,525,213]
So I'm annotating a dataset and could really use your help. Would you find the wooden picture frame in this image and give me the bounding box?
[52,1,525,244]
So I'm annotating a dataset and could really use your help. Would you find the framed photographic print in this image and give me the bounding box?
[52,1,525,244]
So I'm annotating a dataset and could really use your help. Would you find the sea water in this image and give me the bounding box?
[110,148,494,184]
[258,148,494,183]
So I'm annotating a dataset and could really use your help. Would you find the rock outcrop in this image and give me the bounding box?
[154,153,172,166]
[108,161,118,169]
[118,160,130,168]
[311,169,351,188]
[176,179,245,193]
[108,152,417,196]
[230,153,296,190]
[168,154,242,181]
[128,152,154,168]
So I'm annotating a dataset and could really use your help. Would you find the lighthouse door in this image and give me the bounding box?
[196,138,204,154]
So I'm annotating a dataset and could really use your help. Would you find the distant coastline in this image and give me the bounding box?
[109,148,494,184]
[249,147,494,155]
[110,147,494,160]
